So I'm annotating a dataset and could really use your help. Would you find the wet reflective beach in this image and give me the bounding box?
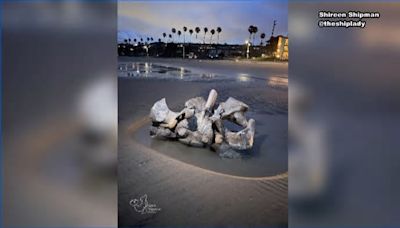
[118,58,288,83]
[119,57,288,177]
[118,57,288,226]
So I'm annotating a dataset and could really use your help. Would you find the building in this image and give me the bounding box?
[266,35,289,61]
[275,36,288,60]
[117,40,283,60]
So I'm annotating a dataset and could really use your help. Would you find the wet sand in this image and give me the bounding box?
[118,57,288,227]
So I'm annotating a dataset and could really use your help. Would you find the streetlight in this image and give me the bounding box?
[245,40,250,59]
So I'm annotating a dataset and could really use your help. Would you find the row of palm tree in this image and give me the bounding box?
[123,37,162,45]
[122,24,272,46]
[163,26,222,44]
[248,25,268,46]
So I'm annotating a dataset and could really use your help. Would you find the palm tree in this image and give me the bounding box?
[210,29,215,44]
[195,27,200,41]
[171,28,176,42]
[248,25,254,44]
[168,34,172,42]
[183,26,187,43]
[140,38,143,42]
[216,27,222,44]
[252,26,258,45]
[189,29,193,43]
[247,25,259,45]
[162,33,167,42]
[128,38,131,44]
[124,39,128,44]
[253,26,258,44]
[158,38,161,43]
[151,37,154,42]
[177,30,182,43]
[260,33,266,45]
[203,27,208,44]
[133,38,137,43]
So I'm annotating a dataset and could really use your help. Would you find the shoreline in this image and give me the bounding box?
[119,56,288,66]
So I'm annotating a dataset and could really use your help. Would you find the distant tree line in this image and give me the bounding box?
[120,23,275,46]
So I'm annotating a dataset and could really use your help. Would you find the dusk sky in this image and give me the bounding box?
[118,0,288,45]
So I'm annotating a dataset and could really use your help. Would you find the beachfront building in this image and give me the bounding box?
[117,40,288,60]
[266,35,289,61]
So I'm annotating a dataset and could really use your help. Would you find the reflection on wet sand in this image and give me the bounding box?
[118,60,288,86]
[119,62,193,79]
[268,76,288,87]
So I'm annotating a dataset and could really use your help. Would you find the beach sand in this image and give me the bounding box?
[118,57,288,227]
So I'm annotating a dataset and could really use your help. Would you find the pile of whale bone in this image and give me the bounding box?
[149,89,255,158]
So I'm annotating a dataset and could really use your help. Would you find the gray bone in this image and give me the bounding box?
[148,90,256,158]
